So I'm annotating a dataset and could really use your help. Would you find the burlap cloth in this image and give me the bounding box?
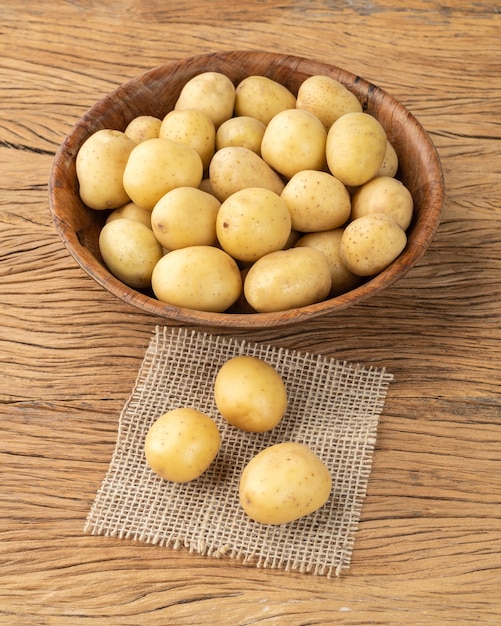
[85,326,393,577]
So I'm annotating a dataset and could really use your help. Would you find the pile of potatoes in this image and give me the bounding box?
[76,71,414,314]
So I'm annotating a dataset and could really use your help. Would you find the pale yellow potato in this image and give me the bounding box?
[151,186,220,250]
[281,170,351,232]
[377,140,399,177]
[351,175,414,231]
[174,71,235,128]
[159,108,216,170]
[216,187,291,263]
[76,129,135,210]
[145,408,220,482]
[326,112,387,187]
[296,74,362,129]
[239,442,332,524]
[106,202,152,229]
[261,109,327,179]
[295,229,362,296]
[340,213,407,276]
[216,115,266,155]
[151,245,242,312]
[124,115,161,143]
[98,218,163,289]
[209,146,285,202]
[214,356,287,432]
[123,137,203,210]
[244,247,332,312]
[234,75,296,126]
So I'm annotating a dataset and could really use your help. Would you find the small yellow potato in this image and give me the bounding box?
[151,245,242,312]
[295,229,362,296]
[216,115,266,155]
[76,129,135,210]
[239,442,332,524]
[326,112,387,187]
[340,213,407,276]
[123,137,203,210]
[124,115,161,143]
[234,75,296,126]
[214,356,287,432]
[209,146,285,202]
[261,109,327,179]
[159,109,216,170]
[174,71,236,128]
[216,187,291,263]
[106,202,152,229]
[244,247,332,312]
[377,140,399,178]
[145,408,220,483]
[281,170,351,232]
[98,218,163,289]
[151,187,220,250]
[296,74,362,129]
[351,175,414,231]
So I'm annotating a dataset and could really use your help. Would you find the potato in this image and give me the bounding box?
[124,115,161,143]
[123,137,203,210]
[295,229,362,296]
[351,175,414,231]
[377,140,399,178]
[159,108,216,170]
[244,247,332,312]
[261,109,327,179]
[209,146,285,202]
[216,187,291,263]
[340,213,407,276]
[326,112,387,187]
[145,408,220,482]
[214,356,287,432]
[216,115,266,155]
[281,170,351,232]
[76,129,135,210]
[174,71,235,128]
[239,442,332,524]
[151,186,220,250]
[151,245,242,312]
[234,75,296,126]
[99,218,163,289]
[296,74,362,129]
[106,202,152,229]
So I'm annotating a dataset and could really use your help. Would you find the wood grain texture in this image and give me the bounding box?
[1,1,500,624]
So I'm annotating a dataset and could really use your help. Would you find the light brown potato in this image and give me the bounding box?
[234,75,296,126]
[209,146,285,202]
[151,245,242,312]
[123,137,203,210]
[151,187,220,250]
[76,129,135,210]
[215,115,266,155]
[239,442,332,524]
[106,202,152,229]
[145,408,220,482]
[340,213,407,276]
[159,108,216,170]
[244,247,332,312]
[124,115,161,143]
[296,74,362,129]
[351,175,414,231]
[214,356,287,432]
[261,109,327,179]
[174,71,235,128]
[98,218,163,288]
[281,170,351,232]
[216,187,291,263]
[326,112,387,187]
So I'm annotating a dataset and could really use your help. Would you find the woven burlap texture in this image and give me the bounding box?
[85,326,393,577]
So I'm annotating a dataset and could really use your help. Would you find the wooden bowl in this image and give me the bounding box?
[49,51,444,328]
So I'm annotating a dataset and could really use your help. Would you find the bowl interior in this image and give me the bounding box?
[49,50,444,328]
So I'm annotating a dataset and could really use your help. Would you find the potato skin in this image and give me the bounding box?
[234,75,296,126]
[351,175,414,231]
[159,109,216,170]
[216,116,266,155]
[239,442,332,524]
[124,115,161,143]
[174,71,235,128]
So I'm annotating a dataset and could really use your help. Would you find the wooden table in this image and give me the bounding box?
[1,1,499,624]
